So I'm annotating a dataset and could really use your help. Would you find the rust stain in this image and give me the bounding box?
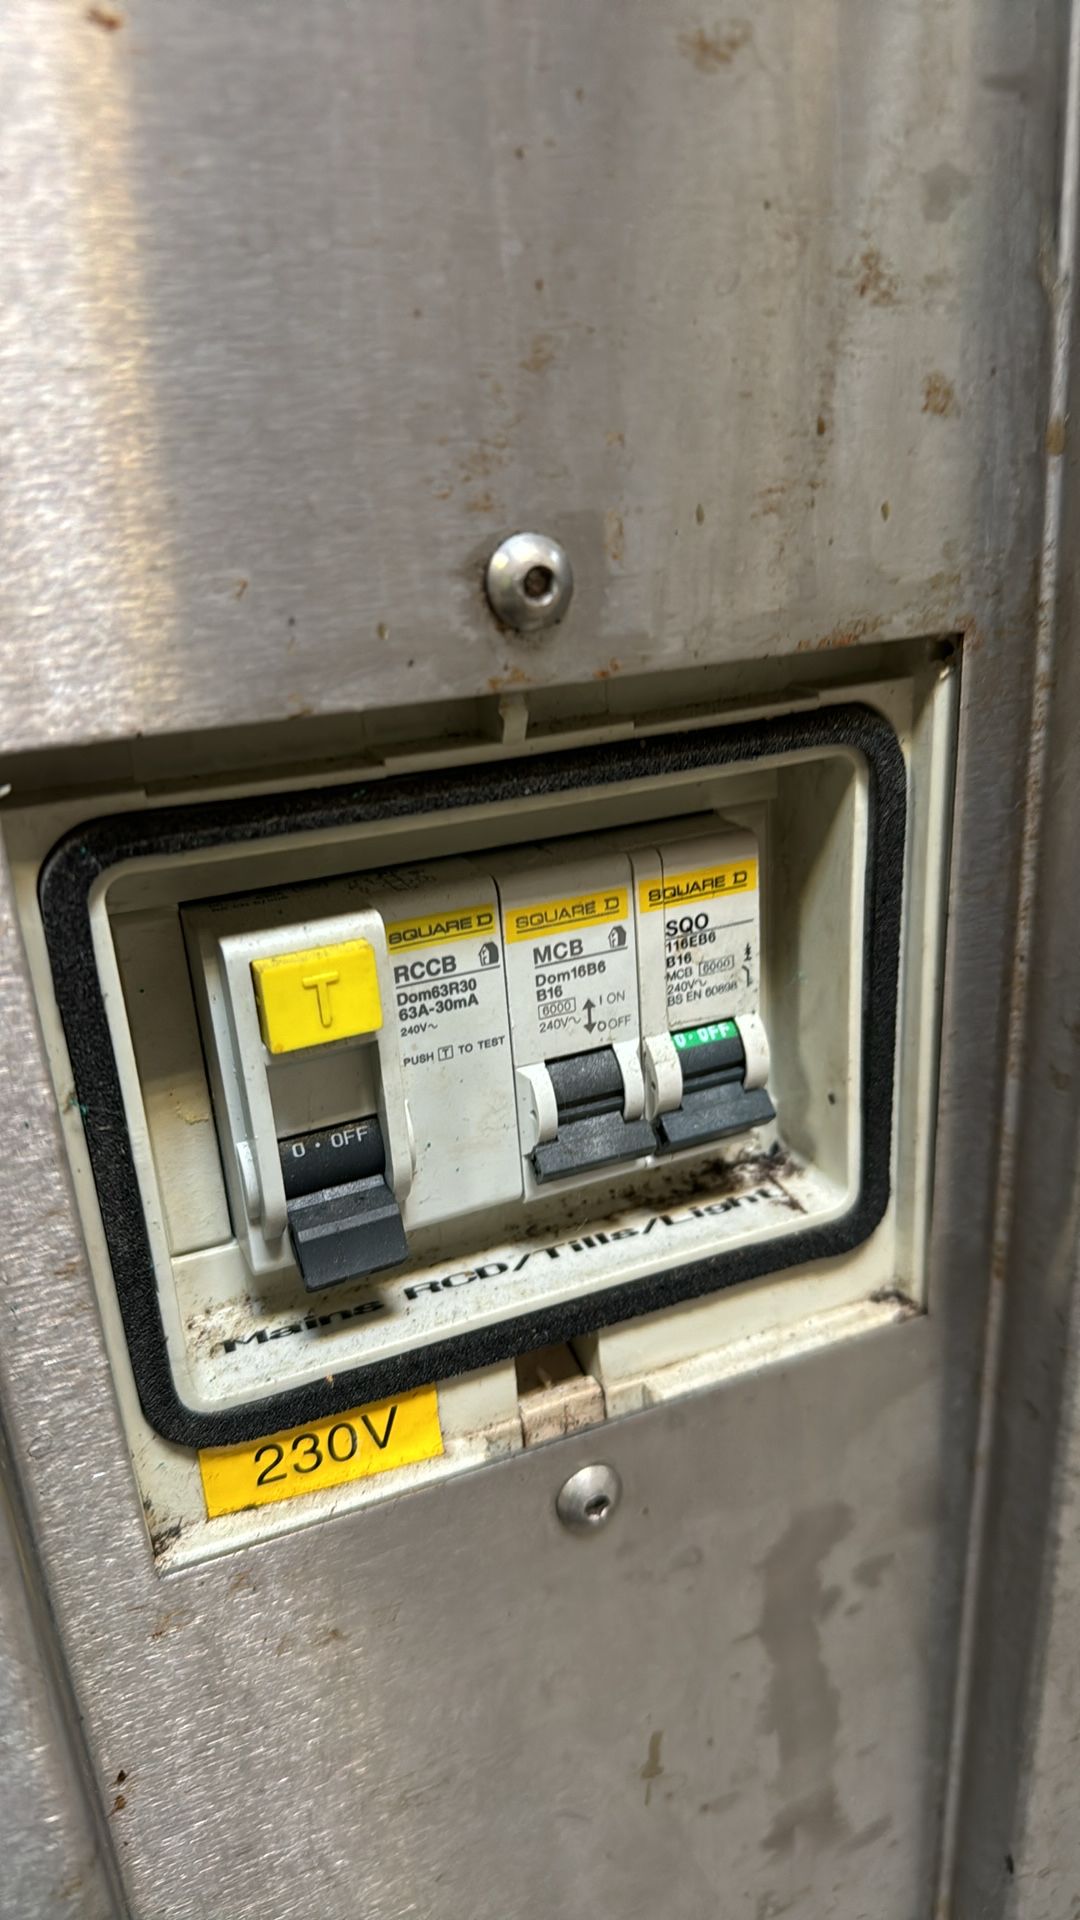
[922,371,958,417]
[854,247,899,306]
[465,490,496,514]
[228,1569,255,1594]
[487,667,532,692]
[534,277,545,293]
[150,1609,192,1639]
[754,481,789,519]
[795,615,884,652]
[816,414,827,436]
[110,1793,127,1814]
[678,24,751,70]
[460,439,507,481]
[87,5,124,26]
[1046,414,1067,455]
[233,578,248,600]
[520,334,555,375]
[593,658,622,679]
[606,430,625,448]
[604,509,625,565]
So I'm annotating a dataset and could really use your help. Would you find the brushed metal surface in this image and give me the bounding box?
[0,658,1042,1920]
[943,12,1080,1909]
[0,0,1059,748]
[0,1,1071,1915]
[0,909,949,1920]
[0,1456,118,1919]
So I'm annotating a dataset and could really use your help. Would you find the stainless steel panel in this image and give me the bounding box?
[0,0,1059,746]
[941,16,1080,1908]
[0,1,1072,1916]
[0,1456,117,1919]
[0,662,1042,1920]
[0,909,952,1919]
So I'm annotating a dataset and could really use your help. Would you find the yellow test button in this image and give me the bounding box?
[251,939,382,1054]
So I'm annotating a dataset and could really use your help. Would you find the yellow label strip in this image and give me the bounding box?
[637,860,757,912]
[198,1386,443,1518]
[506,886,629,942]
[384,905,497,951]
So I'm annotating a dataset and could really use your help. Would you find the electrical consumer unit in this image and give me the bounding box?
[0,6,1069,1914]
[5,661,955,1568]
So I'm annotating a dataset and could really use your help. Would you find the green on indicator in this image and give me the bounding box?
[673,1020,739,1050]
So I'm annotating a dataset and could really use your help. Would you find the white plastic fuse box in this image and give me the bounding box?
[182,823,778,1309]
[32,701,923,1471]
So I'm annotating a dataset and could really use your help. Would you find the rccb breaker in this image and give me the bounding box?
[38,709,905,1450]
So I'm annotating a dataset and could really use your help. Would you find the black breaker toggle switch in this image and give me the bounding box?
[532,1047,658,1183]
[656,1024,775,1153]
[278,1118,408,1292]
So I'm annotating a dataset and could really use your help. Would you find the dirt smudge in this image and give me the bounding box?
[854,247,899,306]
[679,24,752,70]
[640,1730,665,1804]
[922,371,959,417]
[757,1502,854,1858]
[520,334,555,375]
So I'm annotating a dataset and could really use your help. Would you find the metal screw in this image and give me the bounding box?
[485,531,573,632]
[556,1463,622,1534]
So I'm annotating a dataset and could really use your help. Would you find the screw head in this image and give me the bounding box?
[485,531,573,633]
[556,1463,622,1534]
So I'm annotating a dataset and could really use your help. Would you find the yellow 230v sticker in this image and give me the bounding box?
[198,1386,443,1518]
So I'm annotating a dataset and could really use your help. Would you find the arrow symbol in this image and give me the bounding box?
[583,998,597,1033]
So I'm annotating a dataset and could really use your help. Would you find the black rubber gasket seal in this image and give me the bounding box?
[40,705,906,1448]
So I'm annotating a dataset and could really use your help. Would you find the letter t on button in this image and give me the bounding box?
[302,968,341,1028]
[251,940,382,1053]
